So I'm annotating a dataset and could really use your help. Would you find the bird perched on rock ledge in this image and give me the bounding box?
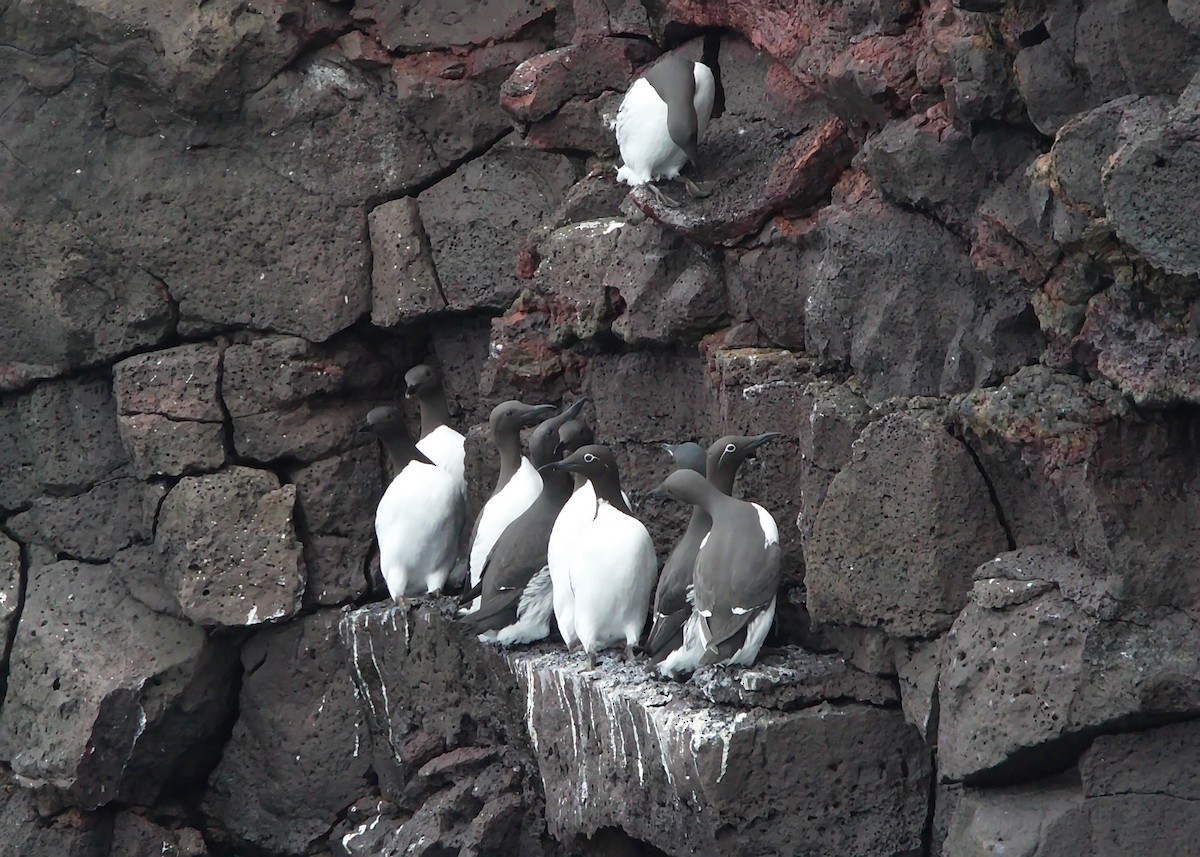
[615,54,716,208]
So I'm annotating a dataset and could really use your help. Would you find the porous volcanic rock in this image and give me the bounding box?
[499,39,656,124]
[943,720,1200,855]
[0,534,20,685]
[795,379,870,546]
[724,224,818,350]
[0,560,236,809]
[953,366,1200,611]
[6,477,158,561]
[805,189,1024,402]
[339,602,556,854]
[419,143,578,313]
[1049,95,1173,217]
[290,445,383,606]
[534,216,727,346]
[155,466,306,627]
[368,197,445,326]
[0,375,130,508]
[0,768,111,857]
[938,547,1200,783]
[1104,71,1200,277]
[110,812,208,857]
[513,649,930,856]
[222,335,387,463]
[206,610,373,854]
[806,411,1010,636]
[689,647,899,710]
[111,343,227,478]
[351,0,552,53]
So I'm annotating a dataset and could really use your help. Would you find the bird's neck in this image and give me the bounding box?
[416,392,451,439]
[494,430,522,490]
[380,434,424,471]
[592,475,632,517]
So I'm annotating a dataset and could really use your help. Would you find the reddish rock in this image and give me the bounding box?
[1080,286,1200,407]
[336,30,392,69]
[110,812,208,857]
[0,769,112,857]
[724,220,819,349]
[499,39,656,124]
[481,292,590,404]
[630,39,855,245]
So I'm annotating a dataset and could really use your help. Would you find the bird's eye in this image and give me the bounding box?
[584,453,597,463]
[724,443,736,454]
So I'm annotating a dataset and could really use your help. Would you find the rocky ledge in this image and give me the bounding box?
[341,601,931,856]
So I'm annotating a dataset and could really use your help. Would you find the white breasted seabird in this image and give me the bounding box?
[544,445,656,670]
[361,405,465,604]
[615,54,716,207]
[645,433,782,662]
[405,364,466,499]
[467,400,557,605]
[643,441,709,663]
[468,400,590,645]
[653,468,781,678]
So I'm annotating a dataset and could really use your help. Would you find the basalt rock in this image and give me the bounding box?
[953,366,1200,611]
[206,610,373,854]
[341,604,931,857]
[631,38,855,246]
[6,477,159,562]
[0,560,237,809]
[418,143,578,313]
[806,411,1010,636]
[938,547,1200,783]
[155,467,307,628]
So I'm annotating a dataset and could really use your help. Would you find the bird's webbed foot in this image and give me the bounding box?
[645,181,683,208]
[683,176,715,199]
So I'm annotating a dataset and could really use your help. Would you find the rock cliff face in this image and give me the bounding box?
[1,0,1198,855]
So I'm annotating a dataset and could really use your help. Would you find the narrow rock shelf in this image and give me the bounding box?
[342,601,930,856]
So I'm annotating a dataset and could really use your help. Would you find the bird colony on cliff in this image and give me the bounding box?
[362,364,783,677]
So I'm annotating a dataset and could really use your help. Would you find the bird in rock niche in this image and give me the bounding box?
[361,406,464,604]
[653,467,781,678]
[544,445,657,670]
[615,53,716,207]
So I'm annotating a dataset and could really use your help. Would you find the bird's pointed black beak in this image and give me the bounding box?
[540,460,576,474]
[747,432,783,452]
[522,404,557,425]
[404,385,416,399]
[647,480,671,501]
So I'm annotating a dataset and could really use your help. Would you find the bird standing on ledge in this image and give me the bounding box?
[615,54,716,207]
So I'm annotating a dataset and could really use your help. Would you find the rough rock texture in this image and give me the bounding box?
[0,560,236,809]
[206,610,372,854]
[342,604,930,857]
[806,411,1010,636]
[4,0,1200,853]
[156,467,307,628]
[943,720,1200,856]
[939,547,1200,783]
